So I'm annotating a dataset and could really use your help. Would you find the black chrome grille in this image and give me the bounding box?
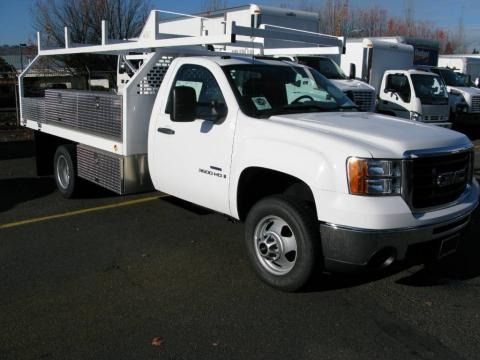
[410,151,472,209]
[350,90,374,112]
[472,96,480,113]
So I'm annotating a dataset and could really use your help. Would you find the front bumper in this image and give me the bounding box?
[453,112,480,125]
[320,207,477,272]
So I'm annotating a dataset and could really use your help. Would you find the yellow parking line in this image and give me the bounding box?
[0,194,169,230]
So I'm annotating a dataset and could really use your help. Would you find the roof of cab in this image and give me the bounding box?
[201,55,299,67]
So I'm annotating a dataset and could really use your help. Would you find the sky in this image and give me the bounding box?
[0,0,479,50]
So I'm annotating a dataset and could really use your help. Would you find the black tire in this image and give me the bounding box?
[53,144,78,198]
[245,195,321,292]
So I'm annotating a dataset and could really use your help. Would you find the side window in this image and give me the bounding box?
[166,64,227,121]
[386,74,411,103]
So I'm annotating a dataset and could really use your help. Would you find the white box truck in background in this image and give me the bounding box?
[377,69,450,125]
[375,37,440,67]
[438,55,480,86]
[341,38,414,90]
[157,4,326,53]
[425,66,480,125]
[341,38,451,127]
[274,55,376,112]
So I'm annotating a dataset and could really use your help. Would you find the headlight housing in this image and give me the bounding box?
[347,158,402,195]
[410,111,423,122]
[456,102,469,113]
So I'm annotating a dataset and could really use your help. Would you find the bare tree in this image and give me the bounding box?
[33,0,151,77]
[201,0,228,12]
[280,0,466,54]
[34,0,151,46]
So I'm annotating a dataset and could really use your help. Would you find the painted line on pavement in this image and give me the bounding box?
[0,194,169,230]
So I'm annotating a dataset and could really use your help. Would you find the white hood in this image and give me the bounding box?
[269,112,470,158]
[448,86,480,97]
[448,86,480,110]
[330,79,375,92]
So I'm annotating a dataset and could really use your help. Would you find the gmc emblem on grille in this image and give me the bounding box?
[436,168,467,187]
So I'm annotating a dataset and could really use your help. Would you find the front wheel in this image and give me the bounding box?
[245,195,321,292]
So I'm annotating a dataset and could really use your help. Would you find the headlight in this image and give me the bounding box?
[347,158,402,195]
[456,102,468,113]
[410,111,422,122]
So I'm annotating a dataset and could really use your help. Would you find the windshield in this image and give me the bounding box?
[434,69,467,87]
[411,74,448,104]
[297,57,347,80]
[456,73,473,87]
[223,64,356,119]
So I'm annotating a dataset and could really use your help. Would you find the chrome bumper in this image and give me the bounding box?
[320,210,475,272]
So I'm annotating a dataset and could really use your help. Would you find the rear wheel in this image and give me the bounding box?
[245,195,321,292]
[53,144,78,198]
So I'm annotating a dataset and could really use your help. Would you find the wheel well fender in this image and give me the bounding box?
[235,167,317,221]
[34,131,75,176]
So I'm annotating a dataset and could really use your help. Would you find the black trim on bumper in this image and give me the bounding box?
[453,112,480,125]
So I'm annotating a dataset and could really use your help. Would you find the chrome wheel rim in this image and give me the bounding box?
[253,215,297,275]
[56,155,70,190]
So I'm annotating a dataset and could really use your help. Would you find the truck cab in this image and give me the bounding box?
[148,55,478,290]
[377,69,450,127]
[291,55,376,112]
[427,67,480,124]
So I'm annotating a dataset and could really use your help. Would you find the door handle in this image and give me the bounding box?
[157,127,175,135]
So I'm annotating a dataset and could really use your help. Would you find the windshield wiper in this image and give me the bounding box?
[329,75,347,80]
[283,103,337,112]
[339,104,359,110]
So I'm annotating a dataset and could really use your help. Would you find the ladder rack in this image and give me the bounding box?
[35,9,343,57]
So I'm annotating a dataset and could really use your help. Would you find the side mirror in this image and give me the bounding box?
[384,89,399,100]
[211,101,228,121]
[349,63,356,80]
[171,86,197,122]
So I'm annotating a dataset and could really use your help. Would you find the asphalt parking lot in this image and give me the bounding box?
[1,135,480,360]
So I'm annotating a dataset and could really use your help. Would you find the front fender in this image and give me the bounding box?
[229,137,340,219]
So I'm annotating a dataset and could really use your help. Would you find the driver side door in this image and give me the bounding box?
[378,73,412,118]
[151,63,235,215]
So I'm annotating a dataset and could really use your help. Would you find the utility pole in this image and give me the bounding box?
[18,43,27,72]
[404,0,414,37]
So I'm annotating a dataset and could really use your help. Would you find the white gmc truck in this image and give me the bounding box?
[20,10,479,291]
